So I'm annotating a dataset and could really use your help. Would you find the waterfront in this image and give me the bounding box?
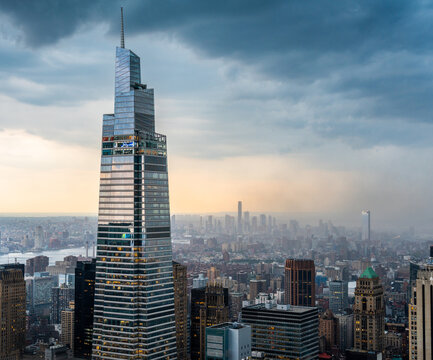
[0,247,88,266]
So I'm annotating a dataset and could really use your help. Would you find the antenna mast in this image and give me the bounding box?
[120,7,125,48]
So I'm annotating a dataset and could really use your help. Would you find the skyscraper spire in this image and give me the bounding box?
[120,7,125,48]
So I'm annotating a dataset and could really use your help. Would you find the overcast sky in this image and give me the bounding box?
[1,0,433,230]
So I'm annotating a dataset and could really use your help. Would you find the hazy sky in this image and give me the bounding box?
[1,1,433,230]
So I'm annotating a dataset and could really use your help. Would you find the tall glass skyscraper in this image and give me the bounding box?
[92,11,177,359]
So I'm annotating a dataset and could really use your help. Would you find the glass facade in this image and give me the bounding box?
[92,45,177,359]
[241,304,319,360]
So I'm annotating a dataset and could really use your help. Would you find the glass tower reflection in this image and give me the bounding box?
[91,30,177,359]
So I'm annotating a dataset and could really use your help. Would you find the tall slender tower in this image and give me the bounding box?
[361,210,370,242]
[92,9,177,359]
[237,201,242,234]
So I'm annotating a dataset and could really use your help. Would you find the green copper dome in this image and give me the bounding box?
[360,267,378,279]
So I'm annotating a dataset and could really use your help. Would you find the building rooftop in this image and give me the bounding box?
[210,322,248,330]
[244,303,316,313]
[360,267,378,279]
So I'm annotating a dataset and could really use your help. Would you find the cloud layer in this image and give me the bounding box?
[1,1,433,229]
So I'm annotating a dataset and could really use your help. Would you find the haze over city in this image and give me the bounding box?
[2,1,433,231]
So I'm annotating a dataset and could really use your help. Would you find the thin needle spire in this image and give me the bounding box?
[120,7,125,48]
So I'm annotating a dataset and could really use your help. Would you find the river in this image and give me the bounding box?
[0,247,89,266]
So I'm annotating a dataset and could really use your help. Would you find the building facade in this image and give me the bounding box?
[51,285,74,324]
[173,261,188,360]
[0,264,26,360]
[206,322,251,360]
[25,255,49,276]
[284,259,316,307]
[191,285,230,360]
[409,263,433,360]
[329,280,348,315]
[74,259,96,359]
[353,267,384,353]
[336,313,354,352]
[241,303,318,360]
[91,12,177,359]
[319,309,339,353]
[61,302,75,351]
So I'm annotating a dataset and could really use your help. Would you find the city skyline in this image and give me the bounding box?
[2,2,433,230]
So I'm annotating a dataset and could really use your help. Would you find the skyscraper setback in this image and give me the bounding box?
[92,10,177,359]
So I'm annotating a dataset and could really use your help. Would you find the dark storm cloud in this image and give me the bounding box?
[1,0,433,148]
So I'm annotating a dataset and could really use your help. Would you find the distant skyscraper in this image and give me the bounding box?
[92,9,177,359]
[241,303,319,360]
[259,214,266,232]
[249,279,266,300]
[243,211,250,233]
[34,225,45,250]
[353,267,384,353]
[173,262,188,360]
[284,259,316,307]
[190,284,229,360]
[237,201,242,234]
[361,210,370,241]
[329,280,348,315]
[0,264,26,359]
[251,216,258,233]
[51,285,74,324]
[74,259,96,360]
[25,255,49,276]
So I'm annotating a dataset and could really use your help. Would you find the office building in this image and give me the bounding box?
[51,285,74,324]
[284,259,316,306]
[34,225,45,250]
[0,264,26,360]
[409,261,433,360]
[61,302,75,351]
[173,261,188,360]
[206,322,251,360]
[353,267,384,352]
[319,309,339,352]
[243,211,250,233]
[25,255,49,276]
[193,274,209,288]
[237,201,243,234]
[336,313,354,352]
[249,279,266,300]
[45,344,73,360]
[27,272,57,316]
[208,266,221,284]
[329,280,348,314]
[91,9,177,359]
[74,259,96,359]
[241,303,319,360]
[191,284,230,360]
[361,210,370,242]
